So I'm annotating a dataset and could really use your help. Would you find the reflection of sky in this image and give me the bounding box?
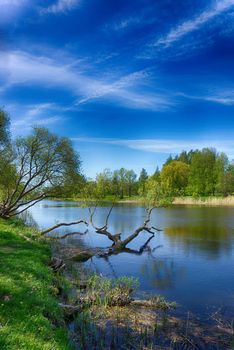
[28,200,234,318]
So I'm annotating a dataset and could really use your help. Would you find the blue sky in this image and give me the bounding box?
[1,0,234,177]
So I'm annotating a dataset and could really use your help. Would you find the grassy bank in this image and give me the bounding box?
[0,218,71,350]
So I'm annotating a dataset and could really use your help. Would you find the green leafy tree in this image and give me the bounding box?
[0,109,10,153]
[215,152,229,195]
[0,127,82,218]
[187,148,217,196]
[138,168,148,196]
[144,176,172,206]
[151,166,161,181]
[96,169,113,198]
[221,163,234,196]
[125,169,137,197]
[161,160,190,195]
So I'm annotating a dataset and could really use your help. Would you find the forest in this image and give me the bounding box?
[77,149,234,201]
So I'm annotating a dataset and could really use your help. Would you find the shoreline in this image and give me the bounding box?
[55,195,234,206]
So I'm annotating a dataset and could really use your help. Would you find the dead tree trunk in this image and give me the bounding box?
[88,204,162,251]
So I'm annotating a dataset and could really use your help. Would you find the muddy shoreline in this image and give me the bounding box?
[52,241,234,350]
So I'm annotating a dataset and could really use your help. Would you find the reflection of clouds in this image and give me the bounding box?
[165,225,233,258]
[140,258,186,290]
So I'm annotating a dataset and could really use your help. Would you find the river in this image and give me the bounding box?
[27,200,234,320]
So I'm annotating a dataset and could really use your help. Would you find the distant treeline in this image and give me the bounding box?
[1,109,234,203]
[75,148,234,199]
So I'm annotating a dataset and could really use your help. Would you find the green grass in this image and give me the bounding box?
[0,218,71,350]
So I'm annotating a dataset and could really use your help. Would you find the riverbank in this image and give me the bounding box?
[1,218,233,349]
[53,241,234,349]
[0,218,71,350]
[57,195,234,206]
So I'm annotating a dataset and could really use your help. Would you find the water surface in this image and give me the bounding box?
[28,200,234,319]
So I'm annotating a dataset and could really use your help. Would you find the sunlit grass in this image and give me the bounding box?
[0,218,71,350]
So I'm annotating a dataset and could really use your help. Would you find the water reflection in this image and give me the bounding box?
[140,258,186,290]
[165,225,233,258]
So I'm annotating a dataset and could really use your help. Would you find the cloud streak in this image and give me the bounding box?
[179,90,234,106]
[153,0,234,48]
[73,136,234,158]
[41,0,81,14]
[0,50,173,111]
[9,103,64,135]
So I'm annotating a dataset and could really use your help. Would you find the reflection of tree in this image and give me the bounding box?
[140,258,186,290]
[165,225,233,258]
[95,234,162,278]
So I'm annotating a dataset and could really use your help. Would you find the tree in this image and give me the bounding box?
[125,169,137,197]
[164,154,173,165]
[161,160,190,195]
[144,176,172,206]
[220,163,234,196]
[138,168,148,196]
[0,127,82,218]
[187,148,217,196]
[151,167,161,181]
[96,169,113,198]
[215,152,229,195]
[0,109,10,153]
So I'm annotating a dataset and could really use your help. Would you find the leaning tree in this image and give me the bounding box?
[0,109,10,154]
[0,127,82,219]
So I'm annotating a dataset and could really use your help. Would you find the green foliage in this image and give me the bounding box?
[144,177,173,206]
[86,274,139,307]
[138,168,148,196]
[0,219,71,349]
[81,167,138,200]
[187,148,217,196]
[222,164,234,195]
[0,109,10,151]
[0,125,82,218]
[161,160,190,195]
[150,295,177,310]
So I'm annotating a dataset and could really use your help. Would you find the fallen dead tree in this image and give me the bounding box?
[40,204,162,261]
[88,204,162,252]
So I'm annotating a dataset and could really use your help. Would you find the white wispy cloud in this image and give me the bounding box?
[179,90,234,105]
[8,103,64,135]
[72,137,234,158]
[41,0,81,14]
[153,0,234,48]
[106,16,142,32]
[0,50,173,111]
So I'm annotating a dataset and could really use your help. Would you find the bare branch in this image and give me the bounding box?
[88,203,122,244]
[41,220,88,236]
[88,204,161,250]
[9,197,46,217]
[103,203,114,230]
